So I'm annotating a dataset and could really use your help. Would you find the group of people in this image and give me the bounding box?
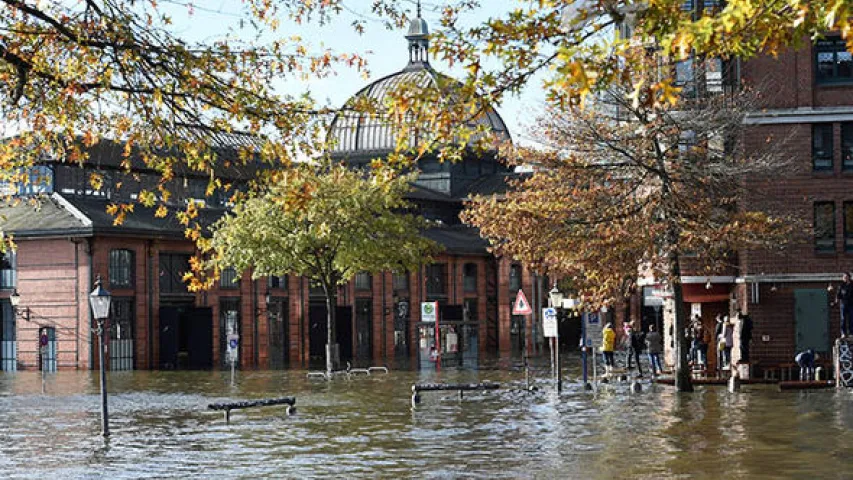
[600,311,754,379]
[600,321,664,378]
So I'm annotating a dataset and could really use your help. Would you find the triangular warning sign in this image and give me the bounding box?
[512,289,533,315]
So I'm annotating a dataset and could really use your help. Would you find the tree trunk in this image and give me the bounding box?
[668,250,694,392]
[324,285,339,376]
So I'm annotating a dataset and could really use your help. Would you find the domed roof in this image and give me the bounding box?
[328,68,511,156]
[327,4,510,157]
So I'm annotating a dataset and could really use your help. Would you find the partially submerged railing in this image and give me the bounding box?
[411,382,500,407]
[208,396,296,423]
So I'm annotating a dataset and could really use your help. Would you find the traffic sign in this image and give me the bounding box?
[39,333,48,347]
[227,334,239,350]
[421,302,438,323]
[512,290,533,315]
[543,307,558,338]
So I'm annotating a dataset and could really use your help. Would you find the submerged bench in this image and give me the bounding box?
[778,380,835,391]
[208,396,296,423]
[411,382,500,406]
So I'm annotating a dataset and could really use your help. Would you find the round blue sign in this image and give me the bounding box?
[229,339,238,349]
[40,334,48,347]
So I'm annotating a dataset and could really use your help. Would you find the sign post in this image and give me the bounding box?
[543,307,560,391]
[421,302,439,370]
[227,334,239,386]
[513,290,533,391]
[39,330,48,394]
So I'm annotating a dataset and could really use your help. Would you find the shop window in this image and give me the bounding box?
[220,267,240,289]
[842,123,853,170]
[354,271,372,291]
[392,271,409,292]
[813,124,834,171]
[845,202,853,252]
[815,201,836,253]
[109,249,134,289]
[816,38,853,84]
[0,251,15,290]
[463,263,478,293]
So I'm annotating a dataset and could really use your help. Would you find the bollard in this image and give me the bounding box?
[584,382,593,391]
[630,381,642,393]
[815,366,824,381]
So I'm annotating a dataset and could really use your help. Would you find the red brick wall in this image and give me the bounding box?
[12,238,91,370]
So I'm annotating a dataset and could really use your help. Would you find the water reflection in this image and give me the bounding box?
[1,356,853,478]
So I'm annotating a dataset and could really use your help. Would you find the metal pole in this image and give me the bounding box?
[231,356,236,386]
[524,314,530,391]
[97,319,110,437]
[582,313,588,386]
[556,324,562,392]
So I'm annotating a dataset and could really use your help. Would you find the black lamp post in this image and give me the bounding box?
[89,275,112,437]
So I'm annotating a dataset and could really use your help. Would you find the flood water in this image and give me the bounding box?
[1,355,853,479]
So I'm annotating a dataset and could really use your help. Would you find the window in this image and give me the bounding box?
[268,275,288,290]
[220,267,239,289]
[0,251,15,290]
[425,264,448,298]
[463,263,478,293]
[354,271,372,291]
[816,38,853,84]
[109,249,134,288]
[845,202,853,252]
[392,271,409,292]
[463,298,478,322]
[509,264,522,293]
[842,123,853,170]
[159,254,191,294]
[815,201,836,252]
[813,124,834,171]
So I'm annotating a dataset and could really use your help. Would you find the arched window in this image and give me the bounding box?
[463,263,478,293]
[509,264,522,293]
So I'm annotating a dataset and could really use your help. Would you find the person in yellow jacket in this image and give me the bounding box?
[602,322,616,375]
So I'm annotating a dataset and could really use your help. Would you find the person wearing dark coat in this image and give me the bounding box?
[835,272,853,337]
[629,325,646,377]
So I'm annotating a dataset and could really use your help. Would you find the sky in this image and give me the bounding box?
[162,0,547,145]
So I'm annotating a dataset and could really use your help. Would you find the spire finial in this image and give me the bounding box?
[405,0,430,68]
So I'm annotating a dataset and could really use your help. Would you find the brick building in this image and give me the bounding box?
[0,11,543,372]
[641,34,853,374]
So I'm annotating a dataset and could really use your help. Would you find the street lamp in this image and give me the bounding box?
[89,275,111,437]
[8,290,30,322]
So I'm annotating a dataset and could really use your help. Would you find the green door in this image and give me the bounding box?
[794,289,830,353]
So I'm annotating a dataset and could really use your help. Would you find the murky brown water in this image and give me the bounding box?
[1,356,852,479]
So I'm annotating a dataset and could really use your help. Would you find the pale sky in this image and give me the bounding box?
[163,0,547,145]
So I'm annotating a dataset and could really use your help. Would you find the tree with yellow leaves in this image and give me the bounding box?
[197,162,438,376]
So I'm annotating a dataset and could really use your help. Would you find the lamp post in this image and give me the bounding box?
[89,275,112,437]
[548,285,564,392]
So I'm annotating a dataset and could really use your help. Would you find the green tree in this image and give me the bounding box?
[463,50,797,391]
[197,163,438,375]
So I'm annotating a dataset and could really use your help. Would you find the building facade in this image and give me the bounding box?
[0,12,545,372]
[643,33,853,374]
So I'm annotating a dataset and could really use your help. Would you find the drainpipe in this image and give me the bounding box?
[87,238,94,370]
[71,237,81,369]
[147,240,154,370]
[253,278,259,367]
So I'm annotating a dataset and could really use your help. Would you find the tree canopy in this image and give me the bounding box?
[462,49,797,390]
[196,162,438,374]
